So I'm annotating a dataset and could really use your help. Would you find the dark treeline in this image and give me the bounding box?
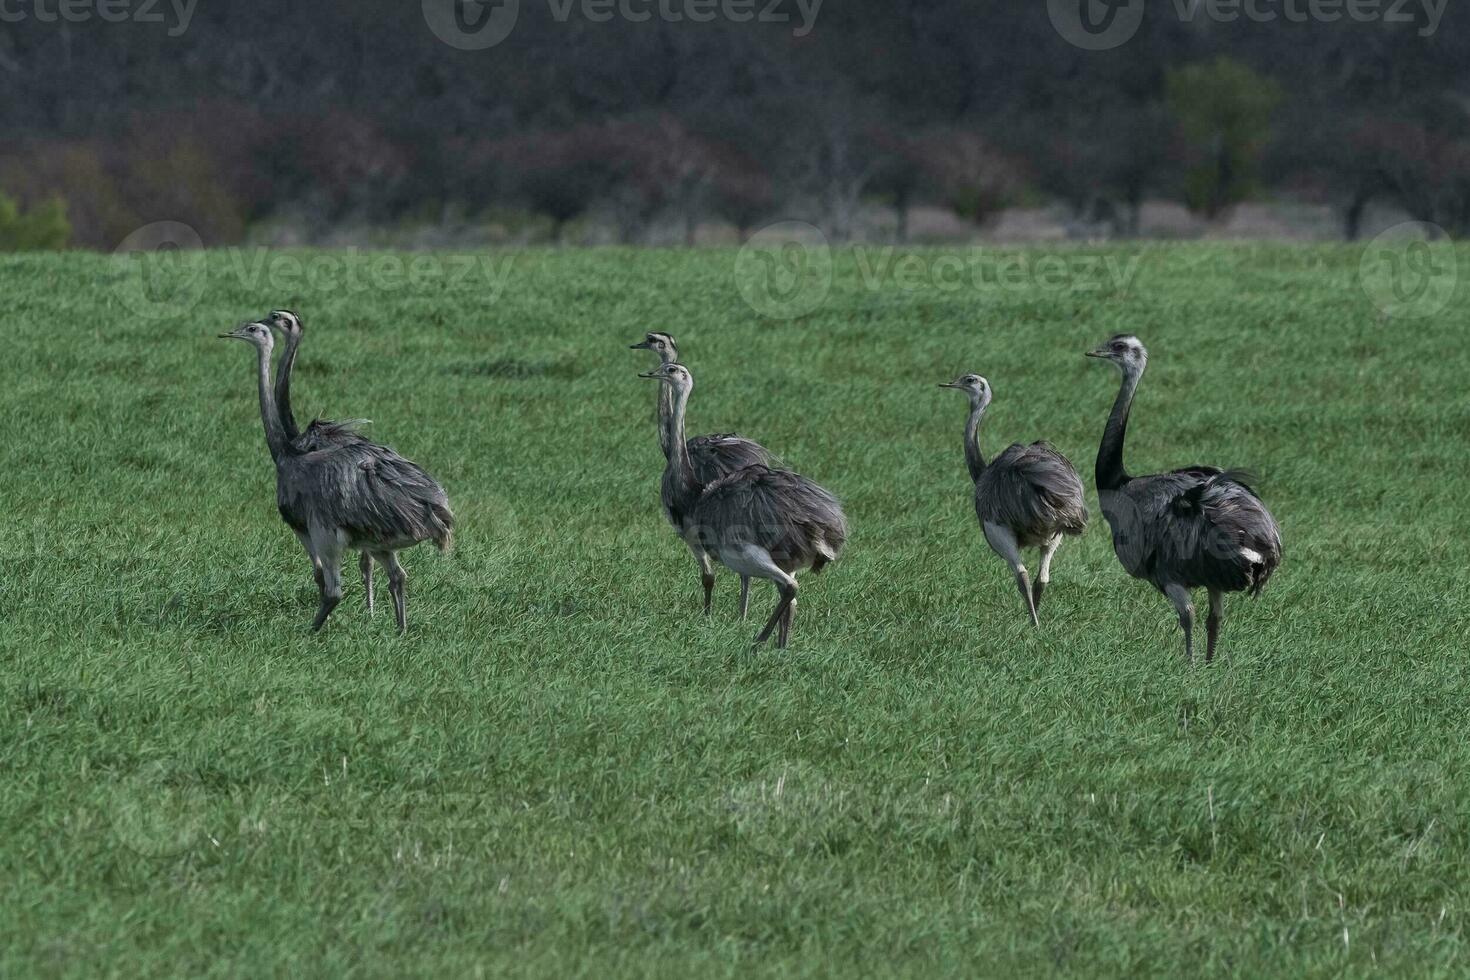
[1,0,1467,248]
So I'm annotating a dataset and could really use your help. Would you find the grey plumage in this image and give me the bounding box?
[639,362,845,650]
[693,465,847,573]
[631,331,770,617]
[1086,334,1282,663]
[940,374,1087,625]
[221,318,453,633]
[975,443,1089,544]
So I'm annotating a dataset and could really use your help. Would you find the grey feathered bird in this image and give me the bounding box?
[639,362,845,650]
[1086,335,1282,663]
[262,309,379,612]
[940,374,1087,625]
[631,331,770,618]
[220,320,453,634]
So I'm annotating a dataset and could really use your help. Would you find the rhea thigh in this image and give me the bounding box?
[715,543,798,588]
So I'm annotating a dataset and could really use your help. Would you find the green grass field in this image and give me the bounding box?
[4,242,1469,976]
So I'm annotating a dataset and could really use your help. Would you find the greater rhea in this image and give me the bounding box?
[939,374,1087,625]
[639,362,845,649]
[631,331,770,617]
[1086,334,1282,662]
[220,320,453,633]
[263,309,378,613]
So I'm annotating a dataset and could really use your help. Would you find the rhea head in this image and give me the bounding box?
[938,373,992,407]
[219,320,275,352]
[630,331,679,364]
[1085,334,1148,374]
[262,309,303,338]
[638,361,693,391]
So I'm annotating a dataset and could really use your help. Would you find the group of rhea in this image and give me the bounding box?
[222,313,1282,662]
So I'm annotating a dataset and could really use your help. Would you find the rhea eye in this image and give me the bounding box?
[1111,342,1125,352]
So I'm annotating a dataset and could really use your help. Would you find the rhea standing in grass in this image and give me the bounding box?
[219,320,453,633]
[1086,334,1281,663]
[262,309,378,612]
[631,331,770,618]
[639,362,845,650]
[939,374,1087,625]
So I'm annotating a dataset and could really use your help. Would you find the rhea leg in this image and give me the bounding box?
[723,545,798,649]
[754,579,798,649]
[984,522,1037,627]
[308,526,345,633]
[1206,589,1224,663]
[359,552,375,615]
[1164,583,1196,664]
[685,539,716,616]
[381,551,408,634]
[739,576,751,620]
[296,531,323,586]
[1032,535,1061,616]
[777,597,797,649]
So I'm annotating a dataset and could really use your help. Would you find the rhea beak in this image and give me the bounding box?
[630,340,651,350]
[637,369,660,379]
[1085,348,1107,359]
[220,321,262,341]
[937,382,957,388]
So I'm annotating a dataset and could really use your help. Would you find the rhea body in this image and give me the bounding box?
[1086,334,1281,662]
[940,374,1087,625]
[263,310,381,612]
[631,331,771,618]
[640,362,845,649]
[220,320,453,633]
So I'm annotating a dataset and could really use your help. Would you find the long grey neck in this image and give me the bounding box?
[1096,365,1142,492]
[655,349,678,459]
[662,383,701,498]
[962,394,990,483]
[255,345,289,462]
[275,329,302,442]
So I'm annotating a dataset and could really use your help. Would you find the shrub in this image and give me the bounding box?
[0,194,70,250]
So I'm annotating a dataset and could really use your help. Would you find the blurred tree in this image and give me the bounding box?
[867,127,928,243]
[919,131,1022,228]
[1166,58,1282,219]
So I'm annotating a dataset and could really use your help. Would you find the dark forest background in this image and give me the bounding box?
[2,0,1467,249]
